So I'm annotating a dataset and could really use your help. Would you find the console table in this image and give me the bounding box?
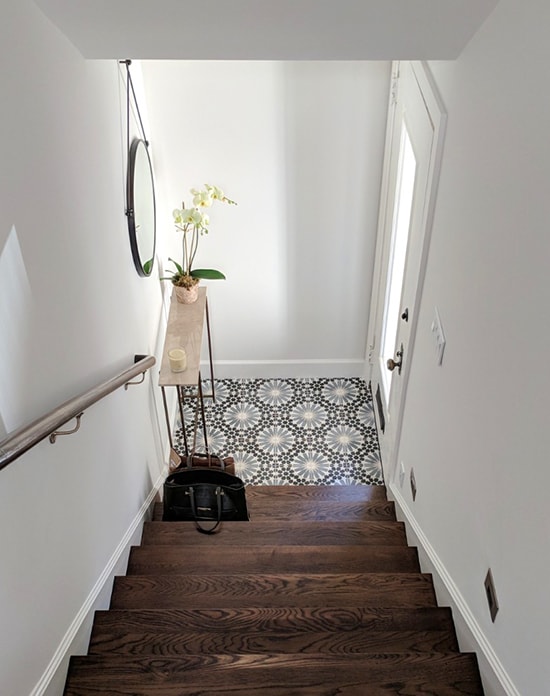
[159,287,214,457]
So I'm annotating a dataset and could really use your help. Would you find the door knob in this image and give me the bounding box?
[386,345,404,375]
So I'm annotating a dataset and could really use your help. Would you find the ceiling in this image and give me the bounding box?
[34,0,499,60]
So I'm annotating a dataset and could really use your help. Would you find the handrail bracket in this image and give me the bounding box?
[124,372,146,390]
[49,412,84,444]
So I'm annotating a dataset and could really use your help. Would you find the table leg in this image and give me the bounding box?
[177,385,189,457]
[160,387,173,451]
[205,297,215,403]
[197,372,208,452]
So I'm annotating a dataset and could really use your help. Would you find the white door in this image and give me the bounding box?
[367,62,446,482]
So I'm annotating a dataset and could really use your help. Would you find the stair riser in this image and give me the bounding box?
[64,680,482,696]
[245,485,389,502]
[141,521,407,546]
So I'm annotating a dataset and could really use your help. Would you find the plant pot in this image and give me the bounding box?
[174,282,199,304]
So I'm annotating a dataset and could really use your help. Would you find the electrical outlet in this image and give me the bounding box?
[399,461,405,487]
[484,569,499,622]
[410,468,417,501]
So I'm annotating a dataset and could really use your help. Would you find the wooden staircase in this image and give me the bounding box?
[64,485,484,695]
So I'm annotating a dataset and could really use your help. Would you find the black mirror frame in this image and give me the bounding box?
[126,137,156,277]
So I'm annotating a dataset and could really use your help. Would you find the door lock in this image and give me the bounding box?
[387,344,404,375]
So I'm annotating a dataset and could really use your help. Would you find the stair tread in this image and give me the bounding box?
[65,652,483,695]
[89,628,458,656]
[110,572,437,609]
[93,606,455,632]
[126,544,420,575]
[141,520,407,546]
[152,499,397,521]
[67,651,481,673]
[89,606,458,655]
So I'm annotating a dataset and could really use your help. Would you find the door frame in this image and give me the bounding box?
[366,61,447,483]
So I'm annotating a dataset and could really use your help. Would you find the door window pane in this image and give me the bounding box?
[380,125,416,403]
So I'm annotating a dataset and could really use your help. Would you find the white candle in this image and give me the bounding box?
[168,348,187,372]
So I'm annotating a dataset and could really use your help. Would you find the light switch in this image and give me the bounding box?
[431,308,446,365]
[399,461,405,487]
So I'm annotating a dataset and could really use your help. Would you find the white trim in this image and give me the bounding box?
[210,359,366,379]
[30,470,167,696]
[365,60,401,380]
[389,481,521,696]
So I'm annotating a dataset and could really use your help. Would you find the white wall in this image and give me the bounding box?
[0,2,167,694]
[8,2,548,692]
[142,60,390,377]
[386,2,550,695]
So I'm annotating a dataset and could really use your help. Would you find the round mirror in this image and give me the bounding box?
[126,138,156,276]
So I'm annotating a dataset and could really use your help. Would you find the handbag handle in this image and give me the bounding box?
[188,485,223,535]
[185,451,227,471]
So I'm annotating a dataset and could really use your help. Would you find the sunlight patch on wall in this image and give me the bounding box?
[0,225,33,435]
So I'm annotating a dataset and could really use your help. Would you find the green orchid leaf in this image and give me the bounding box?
[190,269,226,280]
[168,258,184,275]
[142,259,153,275]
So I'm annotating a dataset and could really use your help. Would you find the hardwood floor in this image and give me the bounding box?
[63,485,484,695]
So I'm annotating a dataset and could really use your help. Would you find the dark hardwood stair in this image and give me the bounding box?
[89,606,459,654]
[109,572,439,610]
[64,484,484,695]
[141,520,408,546]
[126,544,421,575]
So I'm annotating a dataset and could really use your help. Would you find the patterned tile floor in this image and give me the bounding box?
[175,377,383,486]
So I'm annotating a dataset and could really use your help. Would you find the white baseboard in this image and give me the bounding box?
[210,359,366,379]
[32,470,167,696]
[388,481,521,696]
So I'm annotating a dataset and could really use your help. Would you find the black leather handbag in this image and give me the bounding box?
[163,467,248,534]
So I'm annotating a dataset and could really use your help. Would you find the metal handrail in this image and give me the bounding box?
[0,354,156,472]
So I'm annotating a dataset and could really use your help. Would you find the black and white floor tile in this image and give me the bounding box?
[175,377,383,486]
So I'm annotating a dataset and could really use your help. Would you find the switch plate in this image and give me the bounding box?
[484,568,499,622]
[410,468,417,501]
[431,308,446,365]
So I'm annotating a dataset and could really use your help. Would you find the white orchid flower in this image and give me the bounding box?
[174,207,202,226]
[172,208,185,225]
[205,184,225,200]
[189,208,205,225]
[192,188,213,208]
[205,183,237,205]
